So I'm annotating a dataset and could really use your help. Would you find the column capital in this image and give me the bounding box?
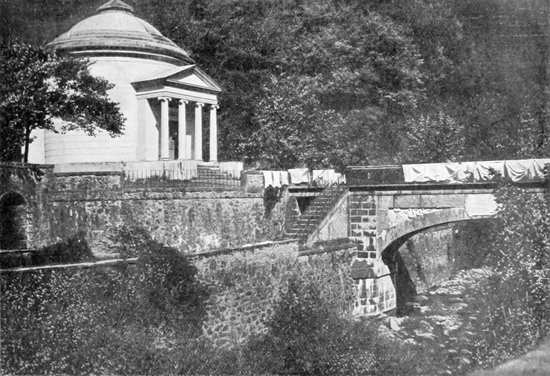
[158,96,171,102]
[195,102,204,108]
[210,104,219,110]
[178,99,189,105]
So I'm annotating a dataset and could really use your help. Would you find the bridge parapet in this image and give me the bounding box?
[346,159,550,186]
[346,165,404,185]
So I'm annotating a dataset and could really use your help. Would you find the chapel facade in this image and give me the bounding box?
[28,0,221,165]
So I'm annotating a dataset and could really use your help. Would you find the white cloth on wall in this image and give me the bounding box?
[312,169,333,186]
[279,171,290,186]
[473,161,505,181]
[505,159,550,182]
[312,169,346,186]
[262,170,274,187]
[218,161,243,179]
[505,159,534,182]
[289,168,310,184]
[334,172,346,184]
[403,161,498,183]
[402,164,428,182]
[402,163,456,183]
[261,170,289,188]
[532,159,550,179]
[272,171,281,188]
[446,162,476,182]
[402,159,550,183]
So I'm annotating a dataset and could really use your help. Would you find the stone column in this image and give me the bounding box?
[159,97,170,160]
[209,105,218,162]
[194,102,203,161]
[178,99,188,160]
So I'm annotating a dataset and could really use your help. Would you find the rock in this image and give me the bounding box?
[414,294,429,304]
[387,316,404,331]
[413,329,436,340]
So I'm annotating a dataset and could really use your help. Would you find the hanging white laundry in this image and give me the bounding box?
[505,159,534,182]
[473,161,505,181]
[335,172,346,184]
[279,171,290,186]
[450,162,476,182]
[272,171,282,188]
[312,169,335,186]
[402,163,454,183]
[289,168,310,184]
[402,164,429,182]
[219,161,244,179]
[262,170,274,187]
[532,159,550,179]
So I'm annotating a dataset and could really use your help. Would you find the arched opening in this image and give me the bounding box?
[0,192,27,249]
[381,218,494,315]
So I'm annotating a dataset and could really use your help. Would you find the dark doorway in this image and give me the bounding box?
[0,192,27,249]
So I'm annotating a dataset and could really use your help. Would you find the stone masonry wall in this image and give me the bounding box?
[0,164,54,249]
[194,241,355,348]
[349,192,377,259]
[48,173,293,256]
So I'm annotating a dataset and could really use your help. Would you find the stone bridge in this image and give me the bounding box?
[302,163,549,316]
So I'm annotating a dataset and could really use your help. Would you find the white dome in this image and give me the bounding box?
[47,0,192,64]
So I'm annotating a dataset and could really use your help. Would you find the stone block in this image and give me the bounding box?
[377,195,393,209]
[393,195,421,208]
[419,194,465,208]
[242,171,263,193]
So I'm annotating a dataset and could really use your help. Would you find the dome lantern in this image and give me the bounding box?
[96,0,135,13]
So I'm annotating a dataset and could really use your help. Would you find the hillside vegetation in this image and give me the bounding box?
[2,0,550,167]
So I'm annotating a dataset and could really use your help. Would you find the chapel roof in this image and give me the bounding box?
[47,0,193,64]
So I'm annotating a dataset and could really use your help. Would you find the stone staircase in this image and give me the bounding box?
[185,165,241,191]
[286,184,347,242]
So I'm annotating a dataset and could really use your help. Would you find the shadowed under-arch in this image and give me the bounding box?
[0,191,27,249]
[379,208,494,261]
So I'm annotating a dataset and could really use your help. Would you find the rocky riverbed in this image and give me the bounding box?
[374,268,496,375]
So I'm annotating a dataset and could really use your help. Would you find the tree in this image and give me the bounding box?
[402,111,465,163]
[0,42,125,162]
[249,2,425,168]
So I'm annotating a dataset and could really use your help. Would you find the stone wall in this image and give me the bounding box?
[399,225,455,294]
[349,192,377,258]
[194,240,356,347]
[0,164,53,249]
[48,172,294,256]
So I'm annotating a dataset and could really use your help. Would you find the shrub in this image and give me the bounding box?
[464,183,550,368]
[244,274,414,375]
[0,227,210,374]
[0,232,94,269]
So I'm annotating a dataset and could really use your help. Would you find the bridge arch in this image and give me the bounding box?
[0,191,28,249]
[378,208,495,313]
[379,208,494,259]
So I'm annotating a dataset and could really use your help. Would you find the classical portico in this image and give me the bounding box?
[133,65,221,162]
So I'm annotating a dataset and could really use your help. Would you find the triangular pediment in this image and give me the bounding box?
[132,65,222,94]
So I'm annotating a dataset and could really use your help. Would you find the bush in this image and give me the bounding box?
[464,183,550,368]
[0,232,94,269]
[0,227,210,375]
[244,274,414,375]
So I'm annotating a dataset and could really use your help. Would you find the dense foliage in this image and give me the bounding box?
[2,0,550,167]
[245,275,413,375]
[0,230,209,375]
[467,183,550,366]
[0,42,125,162]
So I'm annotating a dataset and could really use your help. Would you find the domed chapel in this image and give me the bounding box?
[28,0,222,165]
